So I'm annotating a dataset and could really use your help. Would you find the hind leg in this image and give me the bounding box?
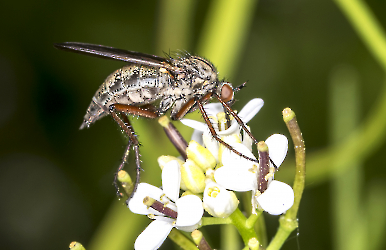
[109,104,159,199]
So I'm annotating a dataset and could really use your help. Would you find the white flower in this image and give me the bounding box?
[214,134,294,215]
[128,160,203,250]
[203,180,239,218]
[181,98,264,159]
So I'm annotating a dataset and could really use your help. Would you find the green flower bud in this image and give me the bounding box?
[186,141,217,170]
[181,159,206,193]
[69,242,85,250]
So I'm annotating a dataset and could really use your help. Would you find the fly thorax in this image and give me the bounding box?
[191,77,217,95]
[174,56,218,95]
[185,56,217,81]
[163,85,193,99]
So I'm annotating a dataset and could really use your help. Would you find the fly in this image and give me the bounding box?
[54,42,260,200]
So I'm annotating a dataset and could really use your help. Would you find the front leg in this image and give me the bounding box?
[171,93,213,120]
[172,94,259,163]
[196,98,259,163]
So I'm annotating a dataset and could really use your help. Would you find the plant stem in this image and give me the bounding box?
[169,229,198,250]
[329,66,365,250]
[229,208,259,246]
[200,216,232,227]
[282,109,306,220]
[267,108,305,250]
[197,0,258,78]
[246,212,262,229]
[334,0,386,69]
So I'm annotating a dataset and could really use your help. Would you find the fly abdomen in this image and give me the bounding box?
[79,97,108,129]
[80,64,171,129]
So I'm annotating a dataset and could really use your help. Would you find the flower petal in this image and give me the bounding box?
[128,183,165,215]
[175,195,203,227]
[218,98,264,136]
[214,165,257,191]
[203,181,238,218]
[217,121,239,136]
[265,134,288,168]
[203,103,224,117]
[191,128,204,145]
[256,180,294,215]
[162,160,181,202]
[175,224,199,232]
[221,143,256,167]
[202,130,219,161]
[134,219,174,250]
[242,125,253,152]
[238,98,264,123]
[180,119,207,132]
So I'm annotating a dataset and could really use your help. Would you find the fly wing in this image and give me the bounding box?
[54,42,173,69]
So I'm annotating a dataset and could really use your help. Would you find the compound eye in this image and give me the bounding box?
[220,83,234,102]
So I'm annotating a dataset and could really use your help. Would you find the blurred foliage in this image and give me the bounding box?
[0,0,386,250]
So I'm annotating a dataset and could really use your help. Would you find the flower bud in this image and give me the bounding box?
[117,170,134,197]
[186,140,217,170]
[180,159,206,193]
[203,181,238,218]
[69,242,85,250]
[157,155,184,170]
[248,238,259,250]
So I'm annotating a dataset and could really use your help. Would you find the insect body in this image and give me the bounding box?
[80,54,223,129]
[54,42,257,200]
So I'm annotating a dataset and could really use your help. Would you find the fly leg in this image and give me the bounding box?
[196,98,259,163]
[213,93,258,144]
[109,104,159,200]
[173,93,259,163]
[223,105,232,130]
[213,94,278,168]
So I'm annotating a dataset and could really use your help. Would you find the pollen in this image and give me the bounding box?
[207,187,220,198]
[216,112,235,131]
[264,167,276,181]
[248,164,258,173]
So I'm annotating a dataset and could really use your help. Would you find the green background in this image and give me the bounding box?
[1,0,385,249]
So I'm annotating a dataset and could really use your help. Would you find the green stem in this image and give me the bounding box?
[329,66,365,250]
[156,0,195,52]
[267,109,305,250]
[229,208,258,246]
[169,229,198,250]
[192,230,213,250]
[221,225,239,250]
[197,0,258,79]
[255,211,268,247]
[246,212,262,229]
[266,216,298,250]
[283,109,306,221]
[334,0,386,69]
[200,216,232,227]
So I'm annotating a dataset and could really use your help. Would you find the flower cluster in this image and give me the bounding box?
[128,160,203,250]
[127,98,294,249]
